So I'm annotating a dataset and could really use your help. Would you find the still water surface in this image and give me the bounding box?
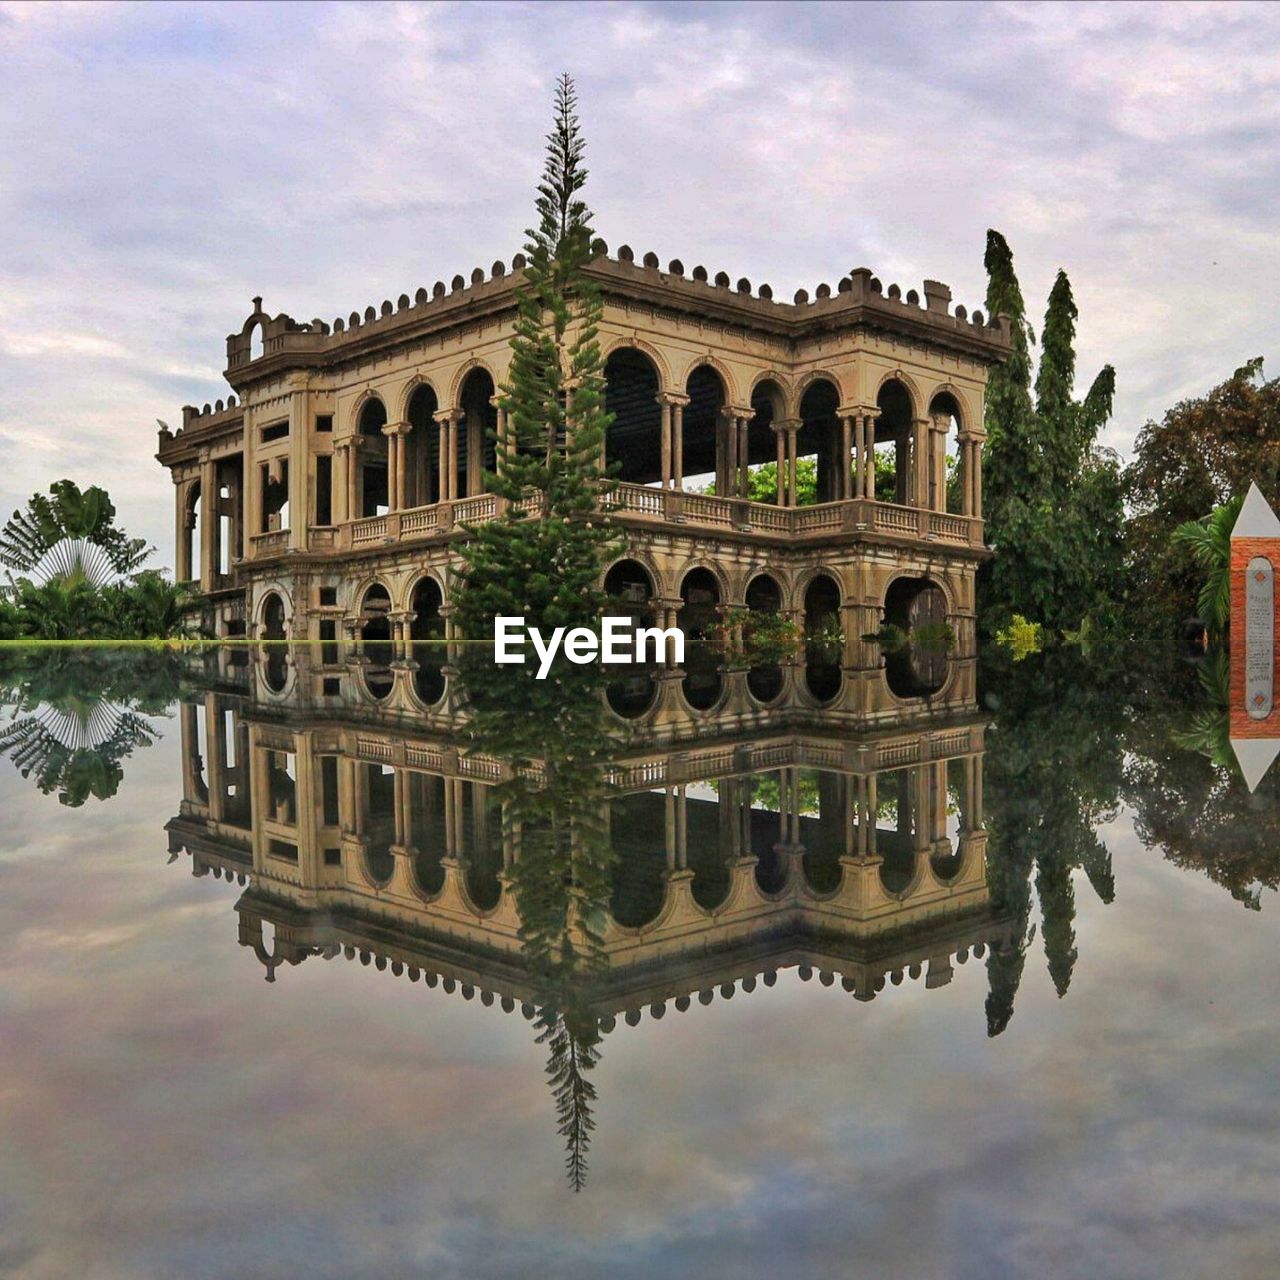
[0,651,1277,1279]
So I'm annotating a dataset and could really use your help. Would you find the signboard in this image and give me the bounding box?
[1230,483,1280,790]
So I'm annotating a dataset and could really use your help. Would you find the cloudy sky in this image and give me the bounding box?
[2,0,1278,564]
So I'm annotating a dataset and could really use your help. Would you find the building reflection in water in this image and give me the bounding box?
[167,644,1007,1188]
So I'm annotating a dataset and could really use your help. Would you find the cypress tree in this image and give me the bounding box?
[982,230,1038,524]
[979,232,1126,636]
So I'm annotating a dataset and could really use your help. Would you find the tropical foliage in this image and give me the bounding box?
[0,481,191,640]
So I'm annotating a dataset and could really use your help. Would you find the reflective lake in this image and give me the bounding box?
[1,648,1278,1279]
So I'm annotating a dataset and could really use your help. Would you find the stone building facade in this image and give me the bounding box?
[156,245,1009,727]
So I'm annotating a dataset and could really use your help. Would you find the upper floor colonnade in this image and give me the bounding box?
[157,251,1008,596]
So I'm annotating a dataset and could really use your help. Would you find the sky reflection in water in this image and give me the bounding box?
[0,649,1277,1280]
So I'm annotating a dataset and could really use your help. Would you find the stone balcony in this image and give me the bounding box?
[246,482,986,563]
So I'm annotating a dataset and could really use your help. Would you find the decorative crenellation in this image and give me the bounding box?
[224,243,1009,376]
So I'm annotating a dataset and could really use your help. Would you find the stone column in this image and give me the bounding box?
[738,416,751,498]
[658,395,673,490]
[718,407,737,497]
[433,409,457,503]
[288,389,308,552]
[785,419,800,506]
[493,397,509,481]
[911,417,930,508]
[174,480,192,582]
[672,395,688,490]
[774,425,786,505]
[840,415,854,500]
[382,423,403,512]
[862,412,880,501]
[972,435,984,520]
[930,411,951,512]
[199,456,217,592]
[343,438,361,521]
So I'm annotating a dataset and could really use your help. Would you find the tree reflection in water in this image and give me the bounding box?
[458,649,618,1190]
[0,650,187,806]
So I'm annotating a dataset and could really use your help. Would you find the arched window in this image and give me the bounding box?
[458,368,497,498]
[604,559,657,718]
[798,379,841,504]
[406,384,440,507]
[884,577,950,697]
[359,584,394,701]
[604,348,662,485]
[358,399,389,518]
[410,578,445,705]
[929,391,965,514]
[261,592,289,693]
[680,567,722,711]
[746,379,786,503]
[745,573,784,704]
[682,364,726,493]
[875,380,914,505]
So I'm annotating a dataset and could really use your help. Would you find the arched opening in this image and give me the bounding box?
[738,378,785,502]
[359,584,394,701]
[248,322,264,362]
[604,348,662,485]
[410,578,445,705]
[358,398,389,518]
[406,384,440,508]
[682,365,726,492]
[609,790,669,928]
[749,769,790,895]
[184,481,202,584]
[884,577,951,697]
[800,770,852,894]
[604,559,657,718]
[803,574,842,702]
[874,380,915,505]
[458,368,498,498]
[410,772,447,896]
[745,573,785,704]
[261,592,288,693]
[798,378,842,504]
[929,391,965,514]
[461,783,502,912]
[679,567,722,711]
[876,768,919,897]
[363,764,396,886]
[690,775,736,910]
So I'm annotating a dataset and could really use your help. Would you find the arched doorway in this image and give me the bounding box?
[604,348,662,485]
[803,574,842,702]
[884,577,950,697]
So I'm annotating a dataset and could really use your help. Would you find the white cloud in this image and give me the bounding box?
[0,0,1276,557]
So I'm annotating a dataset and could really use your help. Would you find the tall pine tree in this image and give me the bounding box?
[454,72,618,647]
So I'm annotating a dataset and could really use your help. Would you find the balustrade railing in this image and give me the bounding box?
[250,485,982,558]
